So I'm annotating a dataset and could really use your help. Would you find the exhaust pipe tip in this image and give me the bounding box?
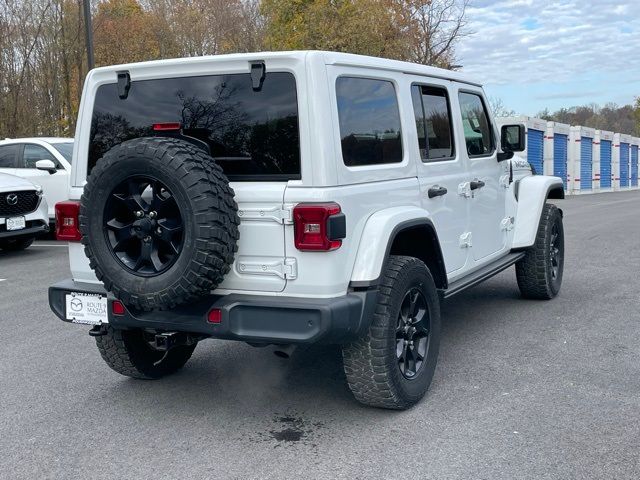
[273,344,297,359]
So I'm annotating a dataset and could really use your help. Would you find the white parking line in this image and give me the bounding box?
[0,279,6,282]
[32,244,67,247]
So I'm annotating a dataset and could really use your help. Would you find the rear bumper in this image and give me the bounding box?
[48,279,377,344]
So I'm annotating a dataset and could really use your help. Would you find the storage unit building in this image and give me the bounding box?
[631,138,639,188]
[613,133,632,190]
[569,126,596,193]
[544,121,570,188]
[595,130,614,191]
[497,116,547,174]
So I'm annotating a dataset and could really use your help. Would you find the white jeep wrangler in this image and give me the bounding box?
[49,51,564,410]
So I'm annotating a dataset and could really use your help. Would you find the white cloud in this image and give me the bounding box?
[457,0,640,86]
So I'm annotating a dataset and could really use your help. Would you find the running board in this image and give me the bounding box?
[441,252,526,299]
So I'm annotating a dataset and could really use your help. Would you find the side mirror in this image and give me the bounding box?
[501,124,526,153]
[35,159,57,174]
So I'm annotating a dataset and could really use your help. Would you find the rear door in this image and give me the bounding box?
[86,67,301,292]
[220,182,290,292]
[410,80,470,276]
[454,87,508,264]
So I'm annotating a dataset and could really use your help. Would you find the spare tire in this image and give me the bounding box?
[80,137,240,310]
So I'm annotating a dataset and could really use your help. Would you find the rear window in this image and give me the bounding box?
[89,72,300,181]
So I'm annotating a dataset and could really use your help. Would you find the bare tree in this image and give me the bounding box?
[489,96,516,118]
[143,0,263,57]
[403,0,471,68]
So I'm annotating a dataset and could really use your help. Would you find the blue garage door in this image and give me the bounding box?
[600,140,612,188]
[620,143,629,187]
[580,137,592,190]
[553,134,568,187]
[527,129,544,174]
[631,145,638,187]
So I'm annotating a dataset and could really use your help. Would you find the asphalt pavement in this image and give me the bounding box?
[1,191,639,479]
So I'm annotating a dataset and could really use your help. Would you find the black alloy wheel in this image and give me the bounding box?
[549,221,563,281]
[396,287,430,379]
[103,176,184,276]
[342,255,441,410]
[515,203,564,300]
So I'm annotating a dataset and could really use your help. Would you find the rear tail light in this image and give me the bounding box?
[293,202,346,251]
[153,122,181,131]
[207,309,222,324]
[112,300,126,316]
[55,201,81,241]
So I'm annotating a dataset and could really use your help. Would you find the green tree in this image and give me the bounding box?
[260,0,469,66]
[260,0,407,59]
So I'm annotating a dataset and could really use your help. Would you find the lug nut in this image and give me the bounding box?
[149,211,157,218]
[156,227,162,234]
[144,236,151,242]
[135,210,144,218]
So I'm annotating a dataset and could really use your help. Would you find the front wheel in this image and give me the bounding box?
[95,327,197,379]
[342,256,441,410]
[516,203,564,299]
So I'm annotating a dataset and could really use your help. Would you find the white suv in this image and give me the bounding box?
[0,173,48,250]
[48,51,564,409]
[0,137,73,224]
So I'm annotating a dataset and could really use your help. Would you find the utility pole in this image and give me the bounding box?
[82,0,95,69]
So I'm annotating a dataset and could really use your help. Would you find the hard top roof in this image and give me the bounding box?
[89,50,482,87]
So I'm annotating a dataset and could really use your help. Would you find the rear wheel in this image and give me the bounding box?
[95,327,197,379]
[516,203,564,299]
[342,256,441,410]
[0,237,34,251]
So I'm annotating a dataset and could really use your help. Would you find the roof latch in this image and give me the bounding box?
[117,71,131,99]
[250,61,266,92]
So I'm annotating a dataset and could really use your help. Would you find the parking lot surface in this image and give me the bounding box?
[1,191,639,479]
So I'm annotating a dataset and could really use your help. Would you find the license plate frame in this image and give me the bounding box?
[65,292,109,325]
[6,216,26,231]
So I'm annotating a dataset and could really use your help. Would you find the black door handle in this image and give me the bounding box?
[428,185,448,198]
[470,180,485,190]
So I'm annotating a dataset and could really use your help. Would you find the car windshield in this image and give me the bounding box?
[51,142,73,162]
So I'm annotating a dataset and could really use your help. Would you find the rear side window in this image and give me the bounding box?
[411,85,454,161]
[458,92,494,157]
[336,77,403,166]
[21,144,58,168]
[0,145,18,168]
[89,72,300,181]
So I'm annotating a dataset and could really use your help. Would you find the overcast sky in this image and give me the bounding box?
[457,0,640,115]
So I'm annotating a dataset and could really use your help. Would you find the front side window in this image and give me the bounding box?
[458,92,494,157]
[336,77,403,166]
[0,145,18,168]
[411,85,454,161]
[21,144,58,169]
[89,72,300,180]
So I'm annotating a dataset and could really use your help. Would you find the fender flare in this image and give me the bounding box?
[512,175,564,249]
[349,206,445,287]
